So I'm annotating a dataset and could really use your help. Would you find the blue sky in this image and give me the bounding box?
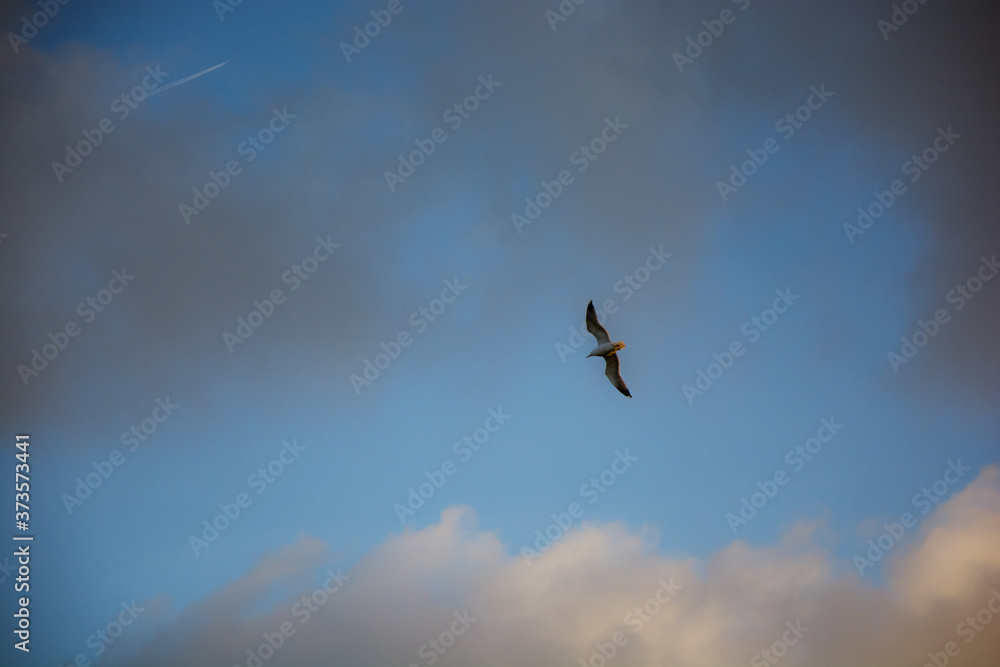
[2,1,999,665]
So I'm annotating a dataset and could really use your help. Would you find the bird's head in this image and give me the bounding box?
[613,341,626,352]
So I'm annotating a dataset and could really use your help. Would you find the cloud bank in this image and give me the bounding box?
[114,466,1000,667]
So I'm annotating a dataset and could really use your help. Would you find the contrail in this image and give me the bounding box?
[146,60,229,97]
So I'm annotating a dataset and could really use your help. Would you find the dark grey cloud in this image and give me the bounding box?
[5,0,998,451]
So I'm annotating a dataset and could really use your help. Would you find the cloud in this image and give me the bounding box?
[889,466,1000,614]
[118,466,1000,666]
[4,1,996,446]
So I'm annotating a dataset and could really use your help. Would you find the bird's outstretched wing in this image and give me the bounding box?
[586,300,611,346]
[604,352,631,398]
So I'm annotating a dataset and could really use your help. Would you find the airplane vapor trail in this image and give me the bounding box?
[147,60,229,97]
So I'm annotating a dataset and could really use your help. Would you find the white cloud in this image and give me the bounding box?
[121,466,1000,666]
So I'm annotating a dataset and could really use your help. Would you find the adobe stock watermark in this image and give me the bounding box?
[393,407,512,524]
[62,599,145,667]
[545,0,588,31]
[17,267,135,387]
[511,116,629,234]
[179,106,296,224]
[520,449,638,565]
[716,84,833,202]
[384,74,502,192]
[921,587,1000,667]
[556,245,672,362]
[222,236,340,353]
[406,610,477,667]
[725,417,844,534]
[853,459,970,576]
[350,278,467,395]
[750,619,810,667]
[213,0,243,22]
[681,287,799,405]
[877,0,932,41]
[7,0,72,55]
[340,0,414,63]
[188,439,306,556]
[887,253,997,373]
[61,397,179,515]
[672,0,751,73]
[0,557,15,586]
[233,567,350,667]
[844,126,960,244]
[51,66,169,182]
[578,577,682,667]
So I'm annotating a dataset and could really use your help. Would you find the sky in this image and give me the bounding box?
[1,1,999,665]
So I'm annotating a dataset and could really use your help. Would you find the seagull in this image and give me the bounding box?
[585,301,631,397]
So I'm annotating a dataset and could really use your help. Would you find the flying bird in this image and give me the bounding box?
[585,301,631,397]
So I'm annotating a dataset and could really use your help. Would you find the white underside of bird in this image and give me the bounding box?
[584,301,631,397]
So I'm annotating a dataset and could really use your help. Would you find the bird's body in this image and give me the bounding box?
[587,342,622,358]
[584,301,631,397]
